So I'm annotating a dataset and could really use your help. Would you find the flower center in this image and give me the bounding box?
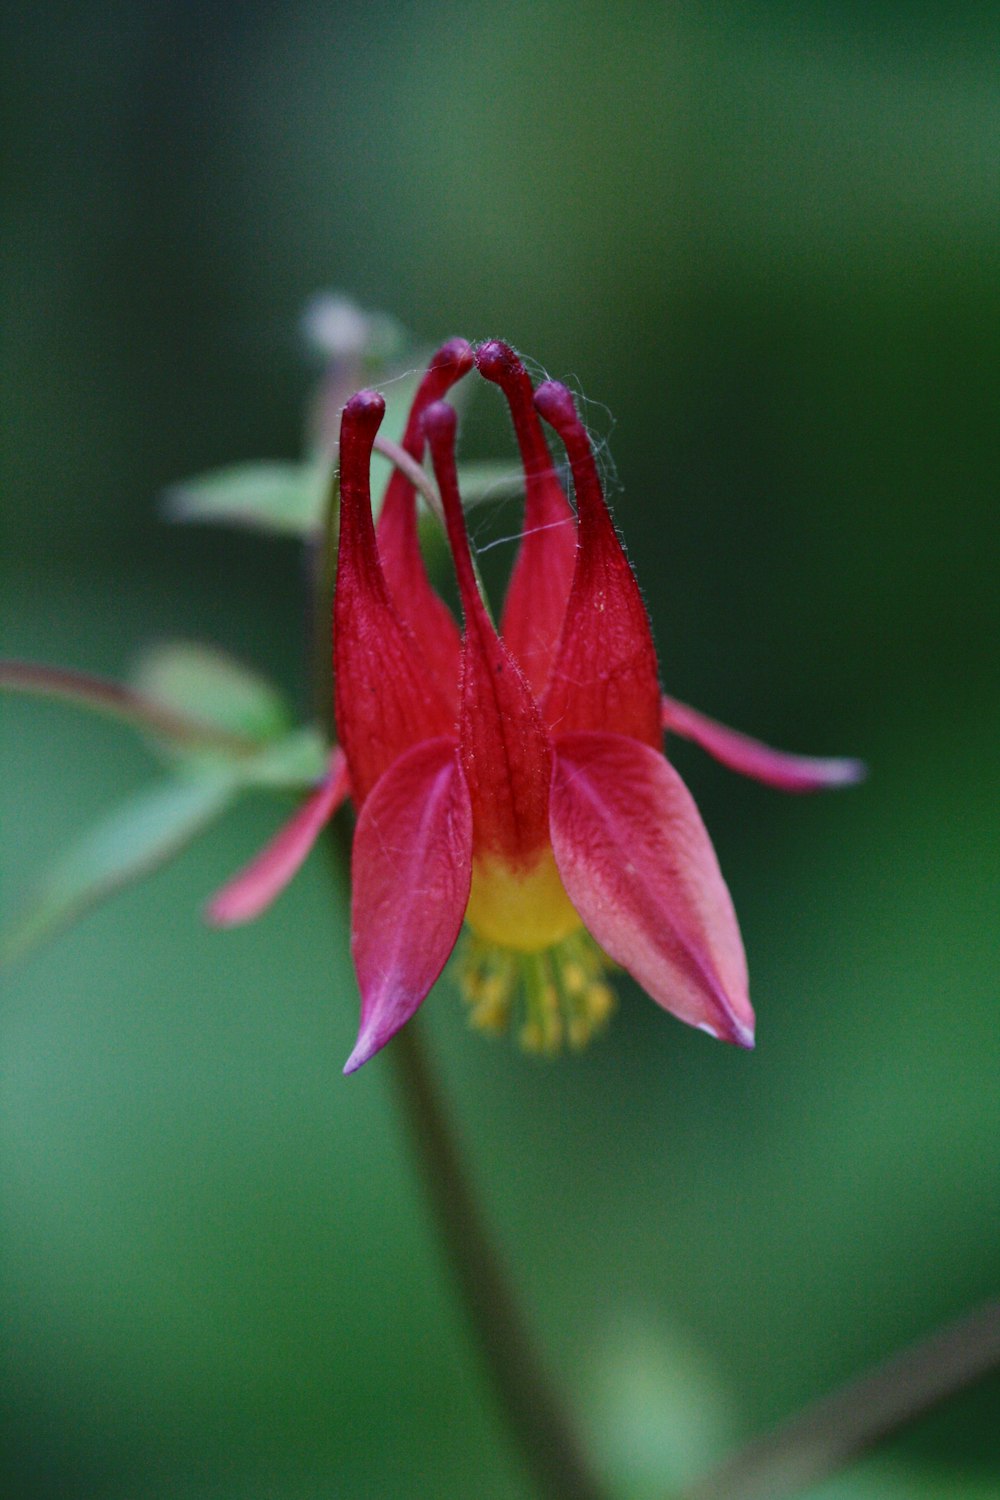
[456,922,617,1056]
[464,847,581,952]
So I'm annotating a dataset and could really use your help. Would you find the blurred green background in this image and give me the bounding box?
[2,3,997,1497]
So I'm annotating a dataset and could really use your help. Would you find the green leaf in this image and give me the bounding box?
[237,725,329,789]
[0,659,259,756]
[160,371,504,539]
[1,774,238,965]
[131,641,294,746]
[456,460,526,506]
[586,1319,735,1495]
[3,651,329,789]
[164,461,329,536]
[1,718,332,964]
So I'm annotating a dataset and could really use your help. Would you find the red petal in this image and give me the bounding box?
[376,340,471,704]
[345,737,472,1074]
[476,341,578,697]
[205,749,350,926]
[534,382,662,748]
[334,391,454,806]
[424,401,552,866]
[662,696,867,793]
[550,730,754,1046]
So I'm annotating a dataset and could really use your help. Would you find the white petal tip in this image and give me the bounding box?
[732,1018,756,1049]
[342,1030,380,1075]
[697,1016,755,1049]
[824,758,868,788]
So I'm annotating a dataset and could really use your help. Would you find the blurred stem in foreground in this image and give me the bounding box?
[387,1019,607,1500]
[683,1300,1000,1500]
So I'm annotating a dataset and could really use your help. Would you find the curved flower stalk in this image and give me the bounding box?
[208,339,864,1072]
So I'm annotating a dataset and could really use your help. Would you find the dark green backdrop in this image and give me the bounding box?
[2,3,997,1497]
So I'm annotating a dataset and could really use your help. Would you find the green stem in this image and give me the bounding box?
[388,1020,608,1500]
[682,1300,1000,1500]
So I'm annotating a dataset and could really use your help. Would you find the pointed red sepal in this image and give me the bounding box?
[424,399,552,866]
[476,341,578,697]
[205,749,350,926]
[661,696,867,792]
[376,339,472,703]
[344,737,473,1074]
[334,391,454,806]
[550,730,754,1047]
[534,382,662,748]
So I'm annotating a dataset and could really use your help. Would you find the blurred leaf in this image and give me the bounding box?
[587,1317,735,1497]
[0,659,258,756]
[164,460,329,536]
[1,718,330,964]
[1,774,238,964]
[131,641,293,744]
[456,460,526,506]
[3,651,326,792]
[160,370,502,541]
[237,725,329,789]
[132,646,330,789]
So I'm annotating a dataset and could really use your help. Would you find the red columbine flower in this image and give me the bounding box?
[208,339,863,1072]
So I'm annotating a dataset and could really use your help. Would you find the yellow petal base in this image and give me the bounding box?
[464,848,582,953]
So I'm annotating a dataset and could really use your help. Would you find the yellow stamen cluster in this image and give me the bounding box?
[457,927,616,1055]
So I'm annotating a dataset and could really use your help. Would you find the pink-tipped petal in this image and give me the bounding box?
[345,737,473,1074]
[206,750,350,926]
[475,341,578,696]
[534,381,662,748]
[550,730,754,1047]
[662,696,867,793]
